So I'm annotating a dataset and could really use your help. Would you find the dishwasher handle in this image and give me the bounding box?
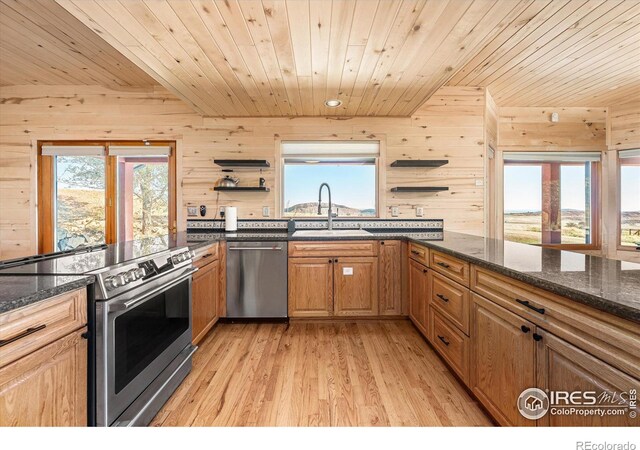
[228,246,283,251]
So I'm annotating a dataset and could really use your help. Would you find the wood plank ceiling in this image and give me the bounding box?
[0,0,639,116]
[0,0,156,87]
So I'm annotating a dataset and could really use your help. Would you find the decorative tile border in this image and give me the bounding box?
[186,218,444,231]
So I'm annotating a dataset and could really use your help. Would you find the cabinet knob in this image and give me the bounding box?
[520,325,530,333]
[533,333,543,341]
[381,241,385,245]
[334,259,338,263]
[328,259,332,263]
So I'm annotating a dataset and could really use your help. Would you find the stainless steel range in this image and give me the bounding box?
[92,247,196,426]
[0,239,198,426]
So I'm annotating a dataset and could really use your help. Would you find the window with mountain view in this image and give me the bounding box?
[503,152,600,248]
[281,141,379,218]
[619,149,640,248]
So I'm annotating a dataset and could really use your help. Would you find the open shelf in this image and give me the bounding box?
[390,160,448,167]
[213,186,270,192]
[214,159,270,167]
[390,187,448,192]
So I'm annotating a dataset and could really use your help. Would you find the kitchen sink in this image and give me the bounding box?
[292,229,372,237]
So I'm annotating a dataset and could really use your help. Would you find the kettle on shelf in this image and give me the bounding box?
[217,175,239,187]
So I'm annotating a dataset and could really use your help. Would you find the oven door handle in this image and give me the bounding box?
[108,268,197,312]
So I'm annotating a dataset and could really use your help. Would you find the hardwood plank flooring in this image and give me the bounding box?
[151,320,492,427]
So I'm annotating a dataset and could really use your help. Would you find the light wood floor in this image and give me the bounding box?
[151,320,492,426]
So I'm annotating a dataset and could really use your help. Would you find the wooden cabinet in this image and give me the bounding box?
[409,259,429,335]
[288,257,334,317]
[408,242,429,266]
[431,308,469,383]
[471,293,536,427]
[378,240,402,315]
[536,329,639,427]
[192,258,219,345]
[430,250,469,287]
[0,288,88,427]
[192,243,220,345]
[0,328,87,426]
[430,271,470,335]
[334,257,378,316]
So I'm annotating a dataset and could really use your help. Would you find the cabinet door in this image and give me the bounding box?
[536,329,640,427]
[334,257,378,316]
[409,259,429,335]
[0,328,87,426]
[378,241,402,315]
[288,258,333,317]
[471,294,536,426]
[192,259,219,345]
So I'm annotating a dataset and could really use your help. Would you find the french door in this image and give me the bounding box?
[38,141,176,253]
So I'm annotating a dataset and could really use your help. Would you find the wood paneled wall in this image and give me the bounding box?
[498,107,607,151]
[0,85,486,259]
[607,103,640,150]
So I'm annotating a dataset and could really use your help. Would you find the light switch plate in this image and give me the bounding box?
[416,207,424,217]
[343,267,353,276]
[262,206,270,217]
[391,206,399,217]
[187,206,197,217]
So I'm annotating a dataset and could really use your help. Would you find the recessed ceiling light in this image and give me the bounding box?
[324,99,342,108]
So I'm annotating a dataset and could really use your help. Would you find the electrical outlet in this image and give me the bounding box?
[475,179,484,186]
[187,206,197,217]
[219,206,225,218]
[262,206,270,217]
[391,206,399,217]
[416,207,424,217]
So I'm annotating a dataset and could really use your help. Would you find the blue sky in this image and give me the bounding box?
[283,164,376,211]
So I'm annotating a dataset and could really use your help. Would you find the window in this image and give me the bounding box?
[503,152,600,248]
[619,149,640,249]
[281,141,378,217]
[38,142,176,253]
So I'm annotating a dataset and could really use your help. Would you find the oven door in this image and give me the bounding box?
[96,267,195,426]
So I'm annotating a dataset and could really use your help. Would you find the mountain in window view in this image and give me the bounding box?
[284,202,375,217]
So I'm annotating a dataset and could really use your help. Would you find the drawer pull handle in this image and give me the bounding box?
[0,324,46,347]
[437,335,450,346]
[201,253,213,259]
[411,250,421,256]
[533,333,543,342]
[520,325,530,333]
[436,261,451,269]
[436,293,449,302]
[516,299,545,315]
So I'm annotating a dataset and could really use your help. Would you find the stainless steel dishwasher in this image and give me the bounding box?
[226,241,288,318]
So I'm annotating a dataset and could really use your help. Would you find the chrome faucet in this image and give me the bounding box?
[318,182,333,230]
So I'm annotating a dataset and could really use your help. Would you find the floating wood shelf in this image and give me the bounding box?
[390,160,448,167]
[213,186,270,192]
[390,187,449,192]
[214,159,270,167]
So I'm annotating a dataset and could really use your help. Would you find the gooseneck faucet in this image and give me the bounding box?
[318,182,333,230]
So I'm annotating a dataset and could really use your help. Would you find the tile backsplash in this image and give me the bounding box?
[186,218,443,231]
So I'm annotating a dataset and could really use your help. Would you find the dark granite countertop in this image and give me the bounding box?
[1,229,638,322]
[0,275,94,314]
[182,230,640,322]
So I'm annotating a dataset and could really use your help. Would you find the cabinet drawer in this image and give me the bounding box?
[0,288,87,367]
[193,243,219,268]
[431,308,469,384]
[430,250,469,286]
[288,240,377,257]
[430,271,470,335]
[471,265,640,379]
[408,243,429,266]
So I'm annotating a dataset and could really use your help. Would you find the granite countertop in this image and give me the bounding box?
[0,275,94,314]
[182,229,640,322]
[1,229,638,322]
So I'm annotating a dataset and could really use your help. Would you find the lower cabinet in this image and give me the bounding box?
[408,259,429,335]
[378,240,402,315]
[334,257,378,316]
[192,257,219,345]
[471,293,536,427]
[288,256,379,317]
[536,329,639,427]
[0,327,87,426]
[288,257,334,317]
